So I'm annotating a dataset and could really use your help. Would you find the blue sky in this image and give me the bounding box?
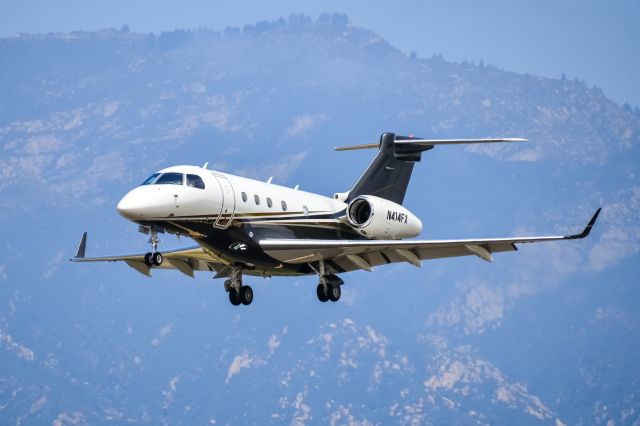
[1,0,639,107]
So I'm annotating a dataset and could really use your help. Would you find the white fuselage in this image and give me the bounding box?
[117,165,347,231]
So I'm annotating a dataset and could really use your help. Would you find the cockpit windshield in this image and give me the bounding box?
[155,173,184,185]
[140,172,198,187]
[140,172,184,186]
[141,173,160,185]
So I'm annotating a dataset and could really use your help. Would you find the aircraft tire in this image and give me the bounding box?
[144,252,153,267]
[229,288,241,306]
[316,284,329,302]
[152,252,163,266]
[240,285,253,305]
[328,285,341,302]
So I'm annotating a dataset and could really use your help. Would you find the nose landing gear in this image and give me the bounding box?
[143,230,163,266]
[144,251,163,266]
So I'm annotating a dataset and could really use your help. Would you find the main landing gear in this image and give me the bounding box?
[316,274,344,303]
[313,260,344,303]
[143,230,163,267]
[224,268,253,306]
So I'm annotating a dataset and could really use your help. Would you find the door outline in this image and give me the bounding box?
[213,174,236,229]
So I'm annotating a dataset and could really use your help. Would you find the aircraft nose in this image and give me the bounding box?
[117,186,175,220]
[117,192,141,219]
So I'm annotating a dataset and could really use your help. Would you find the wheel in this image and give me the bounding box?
[228,288,241,306]
[328,285,341,302]
[144,252,153,266]
[240,285,253,305]
[223,279,232,292]
[316,284,329,302]
[152,252,163,266]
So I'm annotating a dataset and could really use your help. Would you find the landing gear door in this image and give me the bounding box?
[213,174,236,229]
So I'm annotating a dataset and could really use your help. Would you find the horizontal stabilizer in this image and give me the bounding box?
[395,137,527,146]
[335,136,526,151]
[335,143,379,151]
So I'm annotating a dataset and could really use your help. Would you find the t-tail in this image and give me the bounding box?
[336,132,526,205]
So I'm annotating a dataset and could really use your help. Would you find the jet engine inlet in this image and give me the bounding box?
[347,197,373,227]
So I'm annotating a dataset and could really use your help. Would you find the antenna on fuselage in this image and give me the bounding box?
[267,176,273,184]
[294,185,299,190]
[202,162,209,169]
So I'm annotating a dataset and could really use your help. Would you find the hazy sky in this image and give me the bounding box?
[2,0,639,107]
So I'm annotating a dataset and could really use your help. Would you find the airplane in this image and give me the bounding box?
[71,132,601,306]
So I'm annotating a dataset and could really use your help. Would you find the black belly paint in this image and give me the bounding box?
[154,219,363,275]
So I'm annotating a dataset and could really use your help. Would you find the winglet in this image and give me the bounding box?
[74,232,87,259]
[566,208,602,239]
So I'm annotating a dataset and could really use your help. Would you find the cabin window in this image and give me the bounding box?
[155,173,184,185]
[267,197,273,208]
[186,174,205,189]
[241,192,247,202]
[281,200,287,211]
[254,194,260,205]
[141,173,160,186]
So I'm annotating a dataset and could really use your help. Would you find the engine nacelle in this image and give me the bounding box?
[346,195,422,239]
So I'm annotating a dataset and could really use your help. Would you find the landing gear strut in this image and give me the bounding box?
[224,267,253,306]
[143,230,163,266]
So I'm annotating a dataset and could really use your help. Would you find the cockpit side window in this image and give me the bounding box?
[186,174,205,189]
[141,173,160,186]
[155,173,184,185]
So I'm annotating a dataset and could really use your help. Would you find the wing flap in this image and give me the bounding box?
[166,259,195,278]
[125,260,151,277]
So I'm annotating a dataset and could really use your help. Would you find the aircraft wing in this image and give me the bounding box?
[260,209,601,273]
[70,232,227,277]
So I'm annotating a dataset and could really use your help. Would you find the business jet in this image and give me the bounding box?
[71,133,600,306]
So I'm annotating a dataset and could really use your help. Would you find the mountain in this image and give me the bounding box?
[0,14,638,424]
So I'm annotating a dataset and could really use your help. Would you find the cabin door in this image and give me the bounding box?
[213,175,236,229]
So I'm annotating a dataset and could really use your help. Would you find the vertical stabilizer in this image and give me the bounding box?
[345,133,430,205]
